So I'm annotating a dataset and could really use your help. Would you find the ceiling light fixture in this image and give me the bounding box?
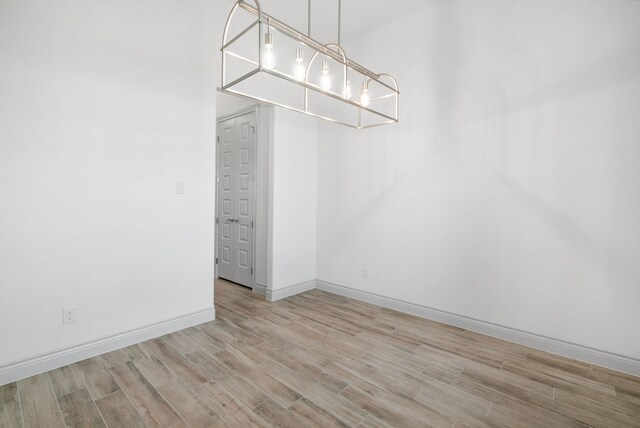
[221,0,399,129]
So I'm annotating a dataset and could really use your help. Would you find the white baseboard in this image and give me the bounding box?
[267,280,316,302]
[0,307,215,385]
[316,280,640,377]
[7,279,638,384]
[253,283,267,296]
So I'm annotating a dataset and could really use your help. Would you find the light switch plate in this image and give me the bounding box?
[176,180,185,194]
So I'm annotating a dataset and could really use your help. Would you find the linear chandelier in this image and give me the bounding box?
[221,0,399,129]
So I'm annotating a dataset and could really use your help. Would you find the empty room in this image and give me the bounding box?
[1,0,640,427]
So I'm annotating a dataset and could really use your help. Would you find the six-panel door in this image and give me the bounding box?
[217,111,255,287]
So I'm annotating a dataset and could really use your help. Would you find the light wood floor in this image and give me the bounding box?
[1,280,639,427]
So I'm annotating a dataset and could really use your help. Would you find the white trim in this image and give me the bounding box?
[216,103,262,123]
[253,283,267,296]
[316,280,640,377]
[267,280,316,301]
[0,307,215,385]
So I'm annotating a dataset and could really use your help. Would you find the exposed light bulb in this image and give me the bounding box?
[344,82,353,100]
[360,81,370,107]
[321,59,331,91]
[263,31,275,69]
[294,47,305,81]
[343,72,353,100]
[264,48,275,69]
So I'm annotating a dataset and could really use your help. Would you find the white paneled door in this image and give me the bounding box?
[217,111,255,287]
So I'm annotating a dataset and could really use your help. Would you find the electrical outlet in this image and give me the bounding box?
[362,267,370,279]
[63,306,77,325]
[176,180,185,194]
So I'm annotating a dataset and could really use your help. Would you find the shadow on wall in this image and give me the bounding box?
[425,1,640,293]
[322,124,410,249]
[489,43,640,290]
[323,0,639,295]
[487,43,640,121]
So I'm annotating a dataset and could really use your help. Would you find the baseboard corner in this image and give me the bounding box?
[267,279,317,302]
[253,283,267,296]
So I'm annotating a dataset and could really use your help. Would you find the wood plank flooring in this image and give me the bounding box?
[2,279,640,427]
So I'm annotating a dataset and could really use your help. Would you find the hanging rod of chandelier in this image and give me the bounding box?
[221,0,399,129]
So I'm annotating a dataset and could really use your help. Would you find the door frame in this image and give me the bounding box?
[215,105,260,292]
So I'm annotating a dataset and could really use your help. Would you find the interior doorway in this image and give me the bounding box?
[215,89,270,296]
[216,109,256,288]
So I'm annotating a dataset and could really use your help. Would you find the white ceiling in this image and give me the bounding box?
[224,0,432,43]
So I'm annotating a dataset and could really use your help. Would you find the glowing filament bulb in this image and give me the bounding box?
[360,81,370,107]
[294,47,305,81]
[343,71,353,100]
[263,31,275,69]
[321,59,331,91]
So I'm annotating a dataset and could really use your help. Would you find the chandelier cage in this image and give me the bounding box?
[221,0,399,129]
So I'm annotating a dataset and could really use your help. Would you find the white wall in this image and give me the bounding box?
[271,109,318,291]
[317,0,640,360]
[216,91,257,119]
[255,105,273,291]
[0,0,222,369]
